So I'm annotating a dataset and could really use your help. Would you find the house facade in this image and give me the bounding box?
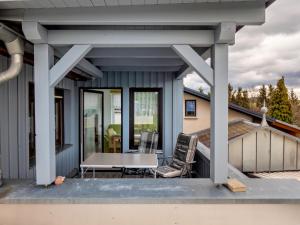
[183,87,300,137]
[184,88,254,133]
[0,0,272,186]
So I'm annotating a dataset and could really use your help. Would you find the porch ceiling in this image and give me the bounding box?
[0,0,272,9]
[54,46,208,73]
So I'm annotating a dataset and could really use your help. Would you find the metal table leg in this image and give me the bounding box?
[93,168,95,178]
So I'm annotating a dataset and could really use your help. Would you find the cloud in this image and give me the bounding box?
[184,0,300,96]
[183,71,210,93]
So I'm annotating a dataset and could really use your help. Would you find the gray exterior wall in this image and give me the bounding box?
[78,71,183,158]
[0,55,183,179]
[0,55,79,179]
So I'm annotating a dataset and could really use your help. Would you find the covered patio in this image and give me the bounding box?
[0,1,269,186]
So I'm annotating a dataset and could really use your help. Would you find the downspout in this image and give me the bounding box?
[0,23,24,84]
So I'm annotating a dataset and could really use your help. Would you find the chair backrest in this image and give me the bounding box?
[138,131,159,154]
[170,133,198,173]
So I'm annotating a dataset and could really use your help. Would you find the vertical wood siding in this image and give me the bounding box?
[228,129,300,173]
[0,58,184,179]
[0,55,79,179]
[78,71,183,158]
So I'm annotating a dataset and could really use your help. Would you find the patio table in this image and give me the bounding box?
[80,153,158,178]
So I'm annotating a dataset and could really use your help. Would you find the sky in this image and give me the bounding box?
[184,0,300,97]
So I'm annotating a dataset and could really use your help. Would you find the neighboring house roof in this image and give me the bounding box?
[195,119,259,148]
[184,87,274,122]
[184,87,300,137]
[195,119,300,149]
[195,119,300,174]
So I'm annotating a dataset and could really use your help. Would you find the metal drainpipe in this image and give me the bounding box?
[0,23,24,85]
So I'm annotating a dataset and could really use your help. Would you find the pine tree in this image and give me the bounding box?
[290,89,300,126]
[198,86,204,93]
[290,89,299,105]
[267,84,274,106]
[257,85,267,109]
[235,87,243,106]
[242,89,250,108]
[231,90,236,104]
[228,83,234,102]
[268,77,293,123]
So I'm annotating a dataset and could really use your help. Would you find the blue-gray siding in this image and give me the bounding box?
[0,55,183,179]
[78,71,183,158]
[0,55,79,179]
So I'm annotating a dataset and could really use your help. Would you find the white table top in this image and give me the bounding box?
[80,153,158,169]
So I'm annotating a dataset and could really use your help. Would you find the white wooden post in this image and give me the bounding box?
[210,44,229,184]
[34,44,56,185]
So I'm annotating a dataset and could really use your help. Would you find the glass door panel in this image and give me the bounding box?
[82,91,103,160]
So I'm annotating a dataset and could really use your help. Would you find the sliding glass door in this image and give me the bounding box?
[81,90,103,161]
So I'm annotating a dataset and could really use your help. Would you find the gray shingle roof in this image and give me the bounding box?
[194,120,258,148]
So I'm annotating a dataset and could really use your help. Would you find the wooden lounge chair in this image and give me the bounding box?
[154,133,197,178]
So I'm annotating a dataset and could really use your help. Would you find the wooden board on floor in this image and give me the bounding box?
[225,179,247,192]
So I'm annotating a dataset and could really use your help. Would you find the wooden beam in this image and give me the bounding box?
[215,22,236,45]
[172,45,213,86]
[90,58,185,67]
[20,2,265,26]
[100,66,182,72]
[50,45,92,87]
[47,30,214,47]
[210,43,229,184]
[55,47,103,79]
[34,44,56,185]
[86,48,181,59]
[22,21,47,44]
[176,67,193,80]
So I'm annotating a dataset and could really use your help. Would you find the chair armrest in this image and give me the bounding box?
[127,149,139,153]
[155,150,163,155]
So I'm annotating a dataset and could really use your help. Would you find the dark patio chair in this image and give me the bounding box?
[154,133,197,178]
[124,131,159,177]
[128,131,159,154]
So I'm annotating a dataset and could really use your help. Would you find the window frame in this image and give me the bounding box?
[129,88,163,150]
[55,88,65,150]
[185,99,197,117]
[28,83,67,167]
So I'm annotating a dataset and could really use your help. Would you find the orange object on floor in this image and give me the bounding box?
[55,176,65,185]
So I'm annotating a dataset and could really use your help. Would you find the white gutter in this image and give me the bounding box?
[0,23,24,84]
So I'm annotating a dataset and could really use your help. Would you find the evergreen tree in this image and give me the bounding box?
[257,85,267,108]
[290,89,299,105]
[235,87,243,106]
[228,83,234,102]
[290,89,300,126]
[268,77,293,123]
[231,90,236,104]
[268,84,274,106]
[242,89,250,108]
[198,86,204,94]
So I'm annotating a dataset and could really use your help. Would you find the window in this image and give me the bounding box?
[55,88,64,148]
[185,100,197,117]
[129,88,163,149]
[28,83,35,167]
[111,91,122,124]
[29,84,66,167]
